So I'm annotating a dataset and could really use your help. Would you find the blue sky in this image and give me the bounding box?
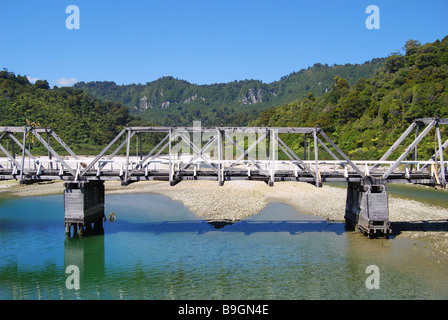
[1,0,447,87]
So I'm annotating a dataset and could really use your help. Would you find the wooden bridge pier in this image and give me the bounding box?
[64,180,105,237]
[344,177,390,238]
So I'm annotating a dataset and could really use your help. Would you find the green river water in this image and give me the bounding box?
[0,184,447,300]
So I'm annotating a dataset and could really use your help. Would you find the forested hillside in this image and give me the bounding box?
[0,71,149,153]
[251,37,448,160]
[3,36,444,160]
[74,58,385,126]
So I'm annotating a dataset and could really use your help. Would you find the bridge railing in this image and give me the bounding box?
[1,119,447,188]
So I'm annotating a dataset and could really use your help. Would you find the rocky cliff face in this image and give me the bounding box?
[241,88,263,105]
[75,57,386,125]
[161,101,171,109]
[183,93,198,103]
[140,95,149,110]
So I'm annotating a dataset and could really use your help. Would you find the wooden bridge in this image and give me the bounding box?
[0,117,447,238]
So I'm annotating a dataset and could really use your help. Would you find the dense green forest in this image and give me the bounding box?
[251,37,448,160]
[74,58,385,126]
[0,71,151,154]
[2,36,446,161]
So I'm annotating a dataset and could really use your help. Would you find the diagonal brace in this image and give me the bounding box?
[127,133,170,177]
[179,133,218,173]
[0,143,25,175]
[277,137,315,177]
[224,131,265,172]
[30,129,76,177]
[318,129,365,178]
[80,128,127,177]
[179,134,218,171]
[226,131,266,171]
[382,119,436,180]
[371,121,417,172]
[8,133,34,160]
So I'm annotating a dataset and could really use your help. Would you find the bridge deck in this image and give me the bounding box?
[0,118,447,188]
[0,159,439,186]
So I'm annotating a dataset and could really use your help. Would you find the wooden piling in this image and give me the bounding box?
[64,180,105,236]
[344,178,390,238]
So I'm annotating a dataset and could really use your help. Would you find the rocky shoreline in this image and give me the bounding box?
[1,179,448,258]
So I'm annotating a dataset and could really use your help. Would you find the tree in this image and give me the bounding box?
[333,76,350,98]
[34,80,50,90]
[384,55,405,73]
[403,39,421,56]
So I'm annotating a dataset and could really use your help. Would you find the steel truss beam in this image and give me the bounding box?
[3,119,445,187]
[0,126,78,182]
[105,126,363,187]
[74,126,356,186]
[373,117,447,187]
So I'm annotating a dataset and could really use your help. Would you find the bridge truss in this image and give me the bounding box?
[0,117,447,188]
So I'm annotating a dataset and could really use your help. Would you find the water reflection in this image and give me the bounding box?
[64,235,105,280]
[102,218,346,236]
[1,194,448,299]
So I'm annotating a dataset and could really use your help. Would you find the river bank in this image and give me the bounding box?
[1,179,448,259]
